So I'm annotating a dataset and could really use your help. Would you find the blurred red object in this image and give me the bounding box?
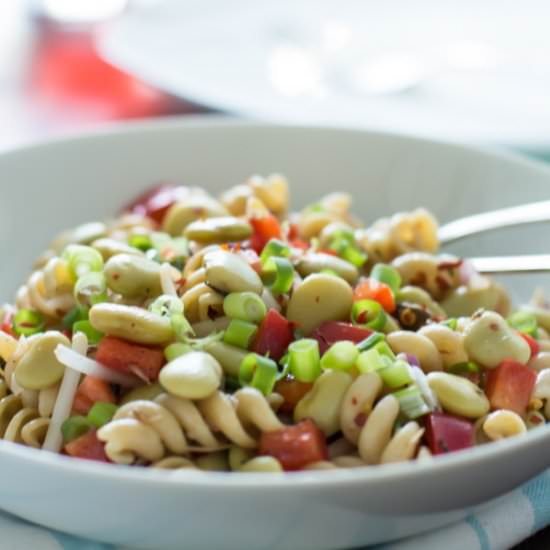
[29,22,181,121]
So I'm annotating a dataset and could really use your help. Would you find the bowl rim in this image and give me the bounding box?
[2,115,550,489]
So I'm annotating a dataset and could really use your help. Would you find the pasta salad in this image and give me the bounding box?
[0,174,548,472]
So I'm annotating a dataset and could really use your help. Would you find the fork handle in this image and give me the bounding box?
[470,254,550,274]
[438,200,550,244]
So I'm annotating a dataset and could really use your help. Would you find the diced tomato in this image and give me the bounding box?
[425,413,474,455]
[287,222,300,241]
[64,429,110,462]
[0,312,15,337]
[353,278,396,313]
[125,183,189,224]
[311,321,372,355]
[96,336,165,382]
[252,309,294,362]
[275,376,313,413]
[485,360,537,415]
[289,239,309,250]
[259,418,328,471]
[72,376,115,415]
[249,215,283,254]
[520,332,540,359]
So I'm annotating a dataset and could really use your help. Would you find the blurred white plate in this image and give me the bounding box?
[98,0,550,151]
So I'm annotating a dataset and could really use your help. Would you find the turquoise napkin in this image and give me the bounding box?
[2,470,550,550]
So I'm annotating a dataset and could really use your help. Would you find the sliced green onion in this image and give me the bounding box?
[74,272,107,307]
[330,238,367,268]
[373,341,396,360]
[507,311,538,337]
[441,318,458,331]
[260,239,291,264]
[239,353,278,395]
[171,312,194,340]
[288,339,321,382]
[164,342,193,362]
[356,332,385,352]
[12,309,45,337]
[379,360,413,389]
[62,244,104,279]
[150,233,189,264]
[63,306,88,329]
[262,257,294,295]
[224,319,258,349]
[357,348,389,374]
[129,234,152,252]
[87,402,118,428]
[370,263,402,293]
[223,292,267,323]
[351,299,386,330]
[320,341,359,372]
[61,416,94,443]
[393,385,431,419]
[448,361,480,377]
[149,294,184,317]
[72,320,103,345]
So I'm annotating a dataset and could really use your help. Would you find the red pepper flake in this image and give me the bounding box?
[435,275,450,292]
[351,397,358,406]
[437,259,463,270]
[354,412,367,427]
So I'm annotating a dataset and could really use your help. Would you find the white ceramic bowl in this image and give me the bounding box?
[2,118,550,550]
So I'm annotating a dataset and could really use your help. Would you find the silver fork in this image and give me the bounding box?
[438,200,550,274]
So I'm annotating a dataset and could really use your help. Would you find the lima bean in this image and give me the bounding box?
[204,250,263,295]
[184,217,252,244]
[296,253,359,285]
[104,254,162,298]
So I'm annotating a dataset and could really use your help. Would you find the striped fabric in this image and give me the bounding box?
[1,471,550,550]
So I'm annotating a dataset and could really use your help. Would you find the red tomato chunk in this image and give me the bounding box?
[425,413,474,455]
[275,376,313,413]
[64,430,109,462]
[73,376,115,415]
[485,360,537,415]
[311,321,372,355]
[96,336,165,382]
[249,215,283,254]
[520,332,540,359]
[259,419,328,471]
[353,279,395,313]
[252,309,294,362]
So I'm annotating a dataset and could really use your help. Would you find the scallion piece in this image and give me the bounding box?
[72,320,103,345]
[62,306,88,329]
[320,341,359,372]
[239,353,278,395]
[351,299,386,330]
[507,311,538,337]
[370,263,402,293]
[262,257,294,295]
[373,341,396,360]
[393,385,431,419]
[74,272,107,307]
[12,309,45,337]
[357,348,389,374]
[223,292,267,323]
[129,234,152,252]
[379,359,413,388]
[61,416,94,443]
[288,339,321,382]
[171,312,194,340]
[164,342,193,362]
[356,332,385,352]
[224,319,258,349]
[87,402,118,428]
[260,239,291,264]
[448,361,480,377]
[330,238,367,268]
[149,294,184,317]
[441,318,458,331]
[62,244,103,279]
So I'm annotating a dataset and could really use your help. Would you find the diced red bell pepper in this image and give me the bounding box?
[520,332,540,359]
[485,360,537,415]
[124,183,188,224]
[1,311,15,337]
[96,336,165,382]
[311,321,372,355]
[425,412,474,455]
[64,429,110,462]
[275,375,313,413]
[249,215,283,254]
[289,239,309,250]
[287,222,300,241]
[259,418,328,470]
[353,278,396,313]
[72,376,116,415]
[252,309,294,362]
